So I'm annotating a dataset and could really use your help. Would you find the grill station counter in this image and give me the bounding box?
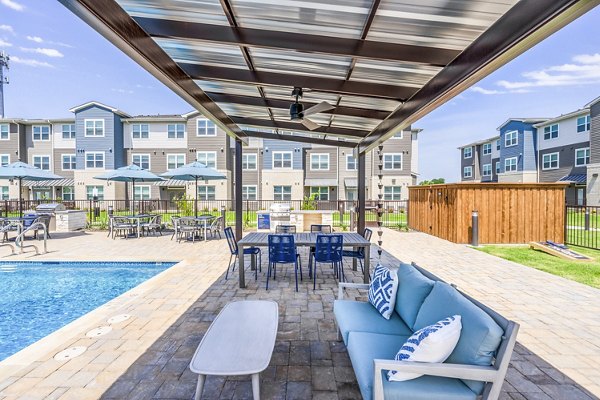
[256,203,335,232]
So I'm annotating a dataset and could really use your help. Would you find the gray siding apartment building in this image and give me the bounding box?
[0,101,420,202]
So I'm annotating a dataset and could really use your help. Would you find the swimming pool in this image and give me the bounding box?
[0,261,175,361]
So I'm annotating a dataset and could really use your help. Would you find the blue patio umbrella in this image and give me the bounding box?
[0,161,64,216]
[94,164,164,208]
[161,161,226,217]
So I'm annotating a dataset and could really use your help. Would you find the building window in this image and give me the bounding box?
[132,154,150,170]
[274,185,292,201]
[134,185,151,200]
[0,154,9,166]
[310,186,329,201]
[463,166,473,178]
[392,131,403,139]
[383,153,402,170]
[62,154,76,170]
[62,186,74,201]
[197,152,216,168]
[33,155,50,170]
[167,154,185,170]
[543,124,559,140]
[242,154,257,170]
[482,164,492,176]
[62,124,76,139]
[577,115,591,133]
[197,185,216,200]
[505,131,518,147]
[85,152,104,169]
[132,124,149,139]
[383,186,401,200]
[168,123,185,139]
[84,119,104,137]
[197,119,217,136]
[482,143,492,155]
[346,155,357,170]
[242,185,257,200]
[463,147,472,159]
[0,124,8,140]
[542,153,559,170]
[505,157,518,172]
[0,186,8,200]
[575,148,590,167]
[496,139,500,150]
[86,185,104,200]
[496,161,500,174]
[310,153,329,170]
[273,152,292,168]
[33,125,50,141]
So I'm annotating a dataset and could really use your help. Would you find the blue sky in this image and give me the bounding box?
[1,1,599,182]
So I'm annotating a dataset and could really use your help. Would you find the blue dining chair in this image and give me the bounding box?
[311,234,343,290]
[224,227,262,280]
[341,228,373,274]
[267,234,302,291]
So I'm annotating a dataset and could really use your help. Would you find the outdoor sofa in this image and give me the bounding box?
[334,262,519,400]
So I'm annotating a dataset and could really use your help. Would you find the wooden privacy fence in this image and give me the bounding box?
[408,183,567,244]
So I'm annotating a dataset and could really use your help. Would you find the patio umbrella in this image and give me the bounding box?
[0,161,64,217]
[161,161,226,217]
[94,164,164,211]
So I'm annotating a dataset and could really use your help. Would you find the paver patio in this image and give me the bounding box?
[0,230,598,399]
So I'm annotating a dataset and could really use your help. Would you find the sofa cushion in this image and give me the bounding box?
[368,263,399,320]
[347,331,477,400]
[395,263,435,329]
[414,282,504,394]
[334,300,413,345]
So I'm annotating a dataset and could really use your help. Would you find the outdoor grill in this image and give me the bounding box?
[35,203,67,231]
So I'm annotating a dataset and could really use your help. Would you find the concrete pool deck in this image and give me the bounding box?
[0,229,598,399]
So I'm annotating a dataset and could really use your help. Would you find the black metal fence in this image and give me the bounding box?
[565,205,600,249]
[0,199,409,230]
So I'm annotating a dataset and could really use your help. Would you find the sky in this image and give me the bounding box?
[0,1,599,182]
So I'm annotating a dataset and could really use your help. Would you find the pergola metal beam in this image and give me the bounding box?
[57,0,248,142]
[179,63,417,100]
[359,0,600,153]
[207,92,390,120]
[243,130,357,148]
[134,16,459,67]
[231,117,369,138]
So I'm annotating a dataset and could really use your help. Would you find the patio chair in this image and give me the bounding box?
[141,215,162,236]
[206,216,223,239]
[170,216,181,240]
[178,217,201,242]
[310,224,332,233]
[275,224,296,233]
[267,234,302,291]
[341,228,372,274]
[224,227,261,280]
[1,219,15,242]
[34,214,52,240]
[311,234,343,290]
[112,216,136,239]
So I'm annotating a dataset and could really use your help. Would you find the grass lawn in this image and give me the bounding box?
[476,244,600,289]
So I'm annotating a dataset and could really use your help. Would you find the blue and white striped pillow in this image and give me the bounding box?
[388,315,462,381]
[368,264,398,320]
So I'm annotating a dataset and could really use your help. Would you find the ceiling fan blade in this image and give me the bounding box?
[301,118,321,131]
[303,101,335,117]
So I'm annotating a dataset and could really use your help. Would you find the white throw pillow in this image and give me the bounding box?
[368,264,399,320]
[388,315,462,382]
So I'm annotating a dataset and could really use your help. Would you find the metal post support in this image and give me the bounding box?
[235,139,244,288]
[357,151,366,234]
[471,210,479,247]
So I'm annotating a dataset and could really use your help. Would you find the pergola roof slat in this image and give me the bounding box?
[231,117,369,138]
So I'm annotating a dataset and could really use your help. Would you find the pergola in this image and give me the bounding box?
[59,0,597,285]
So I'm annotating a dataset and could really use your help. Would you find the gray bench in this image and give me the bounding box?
[334,262,519,400]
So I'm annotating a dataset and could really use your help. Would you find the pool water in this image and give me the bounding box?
[0,261,175,361]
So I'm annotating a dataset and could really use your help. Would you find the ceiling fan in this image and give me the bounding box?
[289,87,335,130]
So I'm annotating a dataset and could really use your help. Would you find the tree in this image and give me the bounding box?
[419,178,445,185]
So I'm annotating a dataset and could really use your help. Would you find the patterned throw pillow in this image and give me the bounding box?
[388,315,462,382]
[368,264,399,320]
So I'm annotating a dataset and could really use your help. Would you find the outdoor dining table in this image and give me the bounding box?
[125,214,153,238]
[194,216,215,242]
[236,232,372,288]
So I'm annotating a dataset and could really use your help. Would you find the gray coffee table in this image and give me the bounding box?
[190,300,279,400]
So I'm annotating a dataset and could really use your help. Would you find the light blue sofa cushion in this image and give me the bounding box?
[394,263,435,329]
[334,300,412,345]
[413,281,504,394]
[347,331,477,400]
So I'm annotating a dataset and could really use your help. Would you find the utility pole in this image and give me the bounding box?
[0,51,9,119]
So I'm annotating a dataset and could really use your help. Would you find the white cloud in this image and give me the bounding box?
[25,35,72,48]
[26,35,43,43]
[0,24,14,35]
[1,0,24,11]
[471,87,505,95]
[20,47,64,58]
[111,88,134,94]
[0,38,12,47]
[11,56,53,68]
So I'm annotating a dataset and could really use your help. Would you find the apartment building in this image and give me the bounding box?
[1,101,420,202]
[458,135,500,183]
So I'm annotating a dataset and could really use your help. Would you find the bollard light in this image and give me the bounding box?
[471,210,479,247]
